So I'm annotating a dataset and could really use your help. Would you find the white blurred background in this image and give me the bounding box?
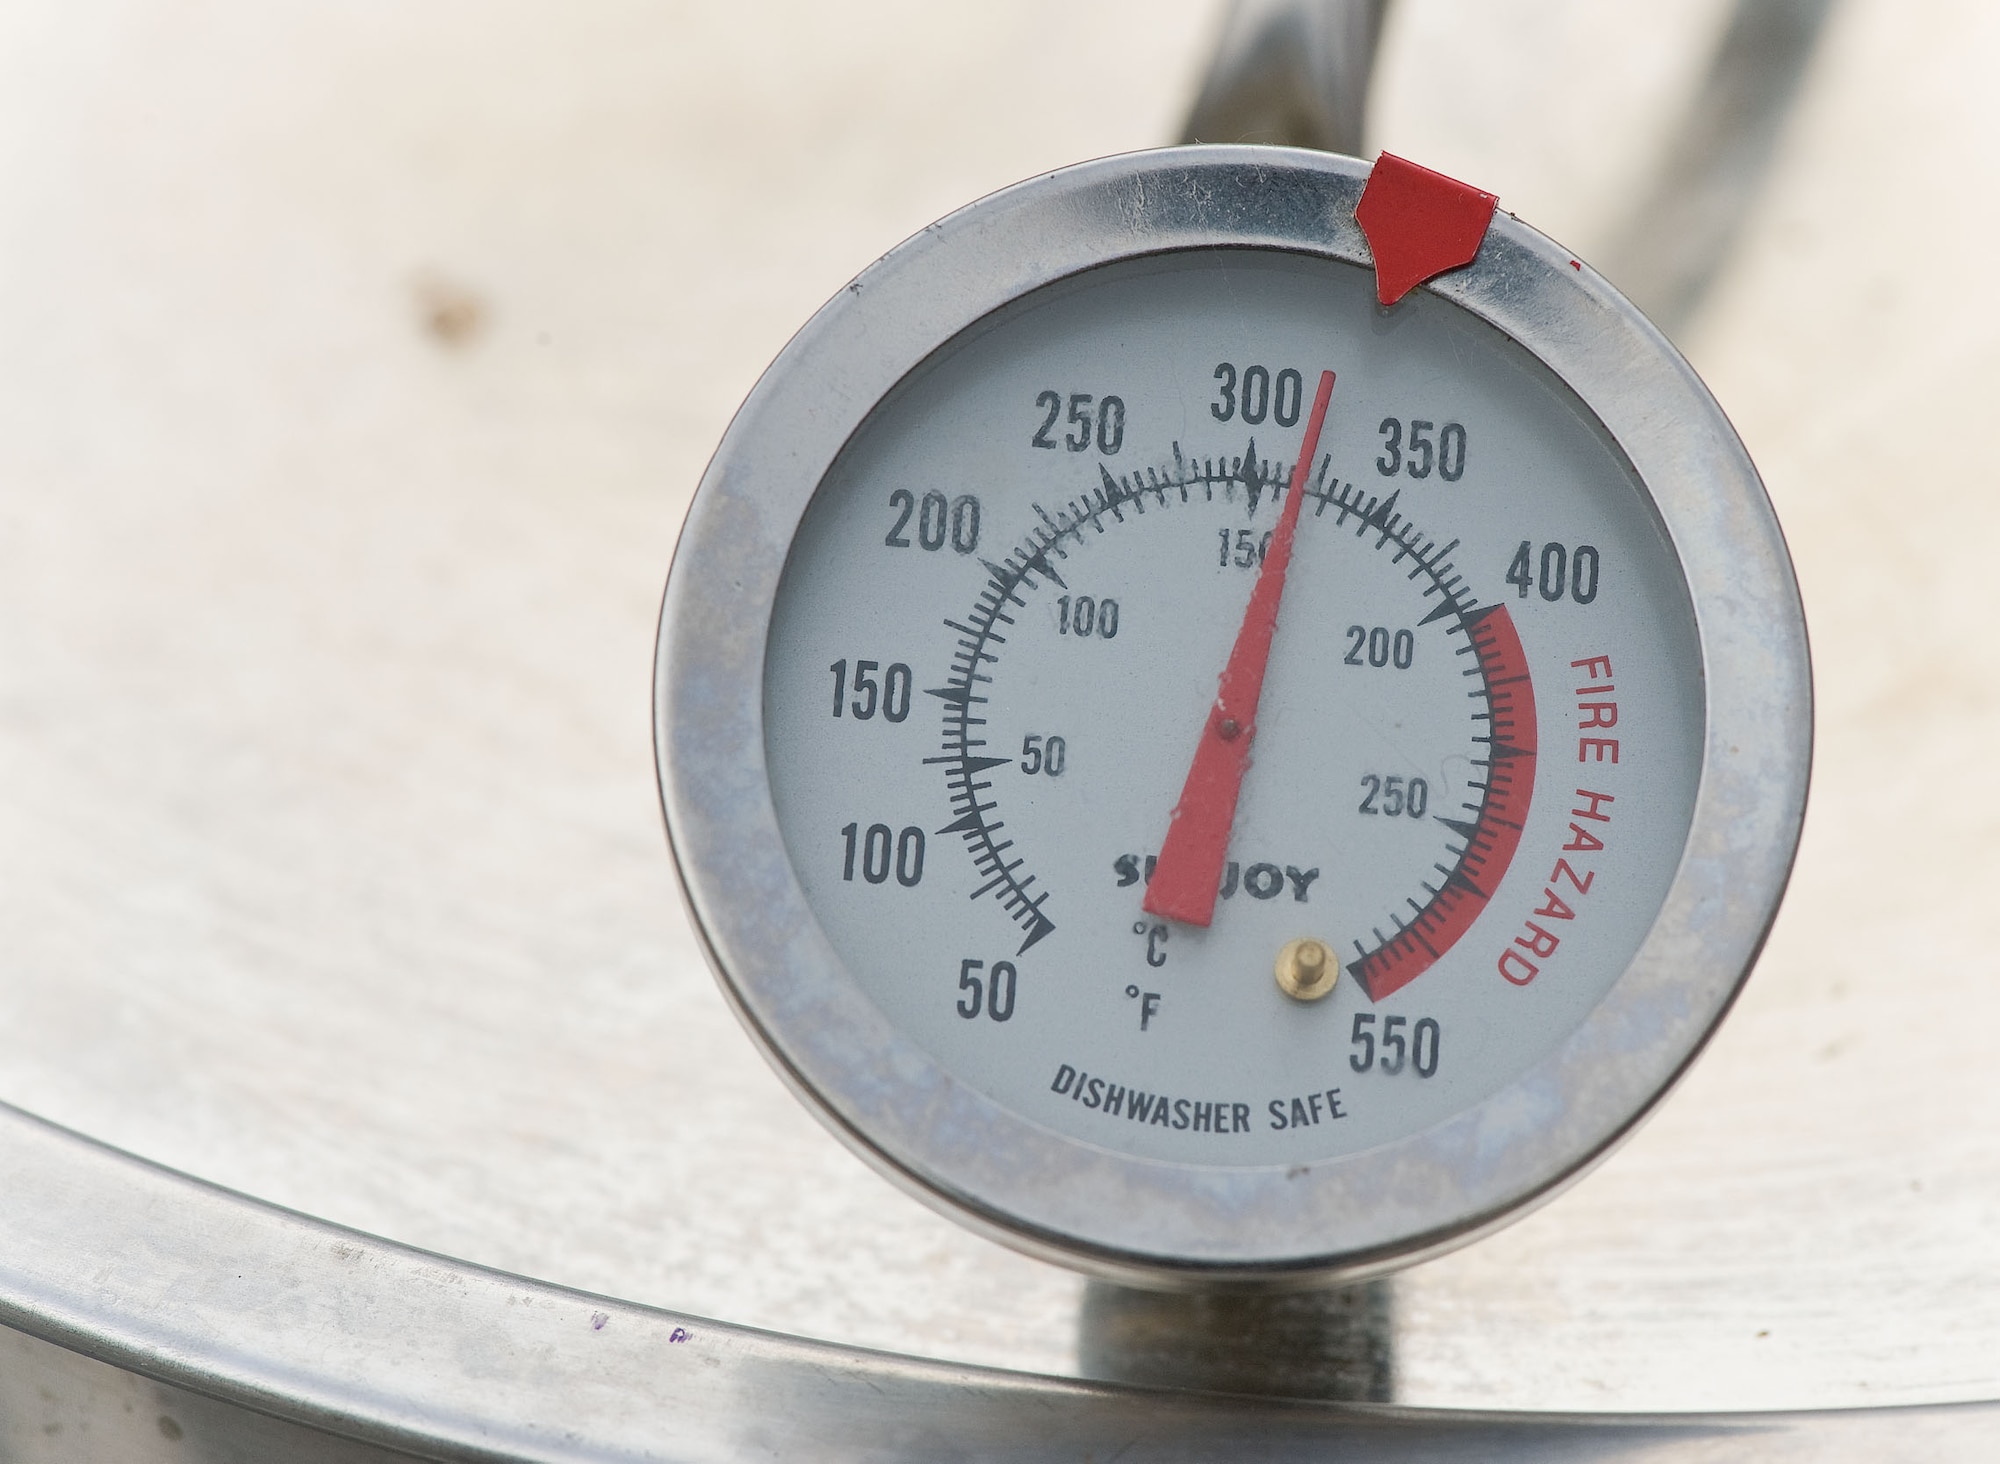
[2,0,1997,1411]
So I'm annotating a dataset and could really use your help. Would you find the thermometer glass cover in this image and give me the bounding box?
[656,149,1809,1282]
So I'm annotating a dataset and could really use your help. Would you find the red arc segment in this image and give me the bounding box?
[1143,369,1336,927]
[1351,604,1538,1001]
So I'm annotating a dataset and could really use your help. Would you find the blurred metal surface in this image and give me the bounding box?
[3,0,2000,1455]
[5,1102,2000,1462]
[3,1329,427,1464]
[1598,0,1840,332]
[1187,0,1840,334]
[1181,0,1389,153]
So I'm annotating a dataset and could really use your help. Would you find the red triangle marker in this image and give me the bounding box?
[1354,153,1498,306]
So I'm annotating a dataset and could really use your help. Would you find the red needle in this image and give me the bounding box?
[1144,369,1337,927]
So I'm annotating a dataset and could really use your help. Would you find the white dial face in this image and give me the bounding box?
[764,250,1703,1167]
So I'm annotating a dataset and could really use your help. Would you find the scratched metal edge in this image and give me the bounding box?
[8,1096,2000,1460]
[653,144,1811,1284]
[1427,193,1818,1233]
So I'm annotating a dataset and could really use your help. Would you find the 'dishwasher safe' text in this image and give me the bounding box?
[1051,1064,1346,1134]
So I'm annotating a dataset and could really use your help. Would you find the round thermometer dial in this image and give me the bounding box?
[657,150,1809,1283]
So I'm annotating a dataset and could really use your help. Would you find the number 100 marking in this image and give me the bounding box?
[1057,595,1119,638]
[839,823,925,886]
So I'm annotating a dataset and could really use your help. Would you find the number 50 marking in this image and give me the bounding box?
[956,959,1018,1022]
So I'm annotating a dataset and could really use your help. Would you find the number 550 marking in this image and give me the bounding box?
[1349,1013,1440,1077]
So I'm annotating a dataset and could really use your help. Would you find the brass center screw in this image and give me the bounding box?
[1274,937,1339,1001]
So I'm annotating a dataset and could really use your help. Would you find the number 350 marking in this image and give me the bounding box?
[1377,418,1467,481]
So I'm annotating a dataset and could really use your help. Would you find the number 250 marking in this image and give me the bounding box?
[1031,392,1125,454]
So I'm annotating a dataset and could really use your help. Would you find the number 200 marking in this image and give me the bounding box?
[885,490,981,553]
[1344,625,1413,668]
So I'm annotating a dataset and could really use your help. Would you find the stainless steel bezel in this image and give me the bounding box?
[653,146,1810,1285]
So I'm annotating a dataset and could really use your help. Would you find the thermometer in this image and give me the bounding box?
[655,148,1809,1284]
